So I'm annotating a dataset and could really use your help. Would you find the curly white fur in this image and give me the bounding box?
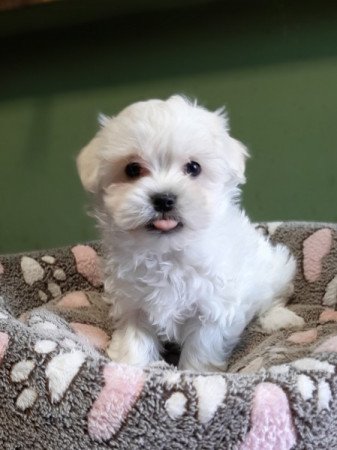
[77,95,304,371]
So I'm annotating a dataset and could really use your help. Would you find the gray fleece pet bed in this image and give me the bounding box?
[1,222,337,449]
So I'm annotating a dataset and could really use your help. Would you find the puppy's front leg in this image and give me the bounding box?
[107,313,161,367]
[178,319,240,372]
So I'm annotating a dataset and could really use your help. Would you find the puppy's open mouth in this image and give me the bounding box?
[146,218,183,233]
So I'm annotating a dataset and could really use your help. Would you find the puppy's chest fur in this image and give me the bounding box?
[106,250,230,341]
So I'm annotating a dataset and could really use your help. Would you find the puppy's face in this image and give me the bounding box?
[77,96,248,248]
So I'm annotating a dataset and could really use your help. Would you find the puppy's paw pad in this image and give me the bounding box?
[260,307,305,333]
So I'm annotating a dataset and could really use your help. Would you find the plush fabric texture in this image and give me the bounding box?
[1,222,337,449]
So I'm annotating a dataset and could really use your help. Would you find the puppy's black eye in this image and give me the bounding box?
[125,162,141,178]
[184,161,201,177]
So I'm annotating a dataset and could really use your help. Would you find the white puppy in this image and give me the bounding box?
[77,95,304,371]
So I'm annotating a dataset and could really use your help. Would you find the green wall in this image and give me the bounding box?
[1,0,337,253]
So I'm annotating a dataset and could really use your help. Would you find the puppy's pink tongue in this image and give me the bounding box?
[153,219,178,231]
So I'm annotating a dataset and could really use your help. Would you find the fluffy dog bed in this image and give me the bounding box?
[1,222,337,449]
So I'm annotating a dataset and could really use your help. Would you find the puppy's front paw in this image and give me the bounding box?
[106,326,160,367]
[106,336,147,367]
[106,338,124,362]
[259,305,305,334]
[178,346,228,372]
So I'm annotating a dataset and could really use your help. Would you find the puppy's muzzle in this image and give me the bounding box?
[151,193,177,213]
[149,192,181,232]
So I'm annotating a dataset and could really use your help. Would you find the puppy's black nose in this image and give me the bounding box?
[151,193,177,212]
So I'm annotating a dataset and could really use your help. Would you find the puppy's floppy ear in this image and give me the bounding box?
[76,135,102,193]
[214,107,249,186]
[226,137,249,185]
